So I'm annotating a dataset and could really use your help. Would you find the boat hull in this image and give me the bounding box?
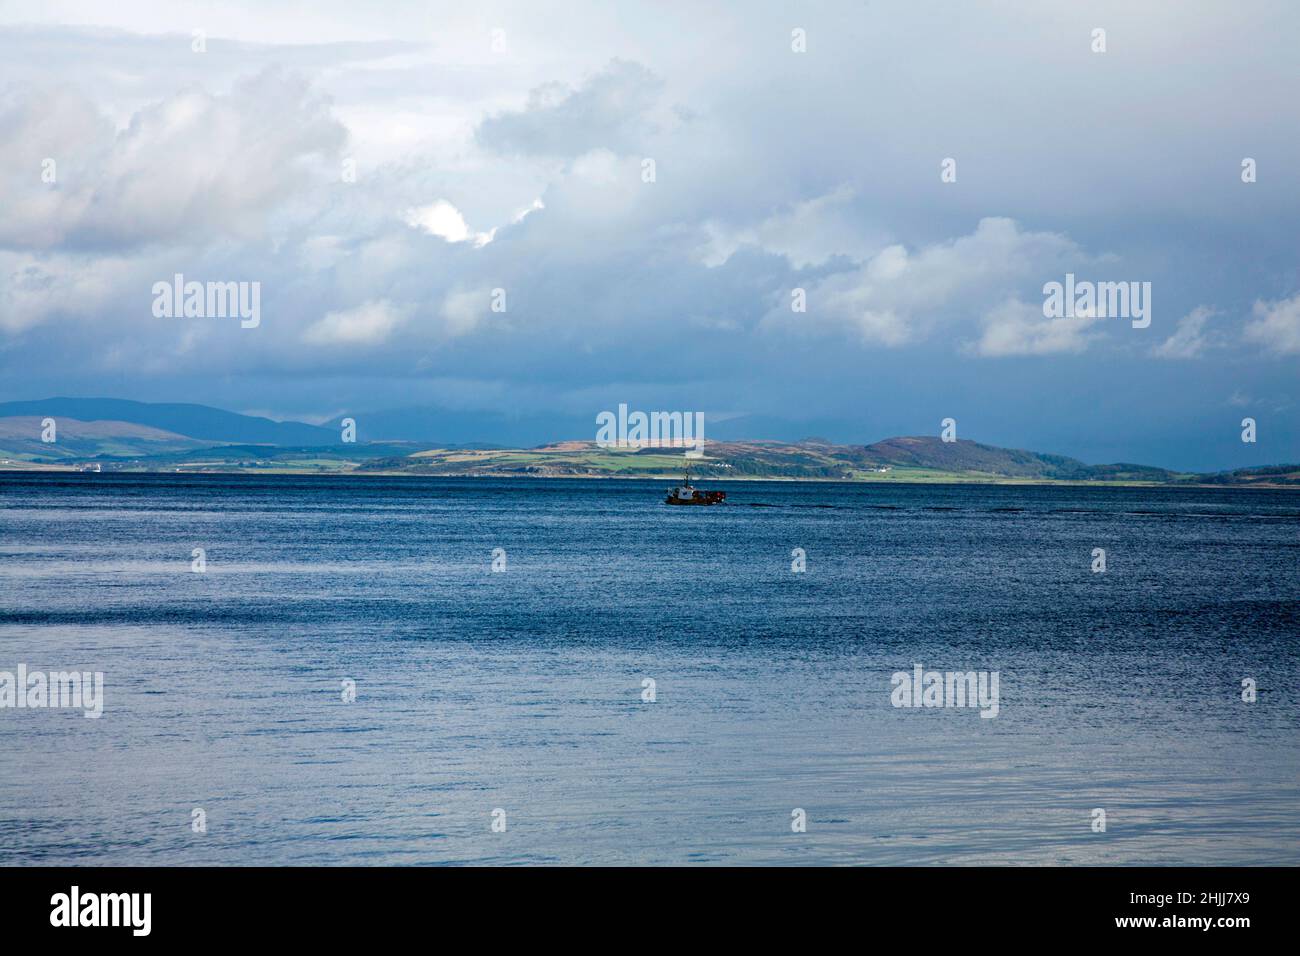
[664,491,726,505]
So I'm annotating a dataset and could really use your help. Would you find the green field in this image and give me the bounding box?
[1,437,1289,488]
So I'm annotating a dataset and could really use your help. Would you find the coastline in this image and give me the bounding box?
[3,463,1297,490]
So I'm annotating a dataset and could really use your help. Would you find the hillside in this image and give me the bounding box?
[0,416,211,460]
[854,436,1181,482]
[0,398,1294,486]
[0,398,336,445]
[1195,464,1300,488]
[350,437,1189,484]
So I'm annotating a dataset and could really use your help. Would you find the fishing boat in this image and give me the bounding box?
[664,467,725,506]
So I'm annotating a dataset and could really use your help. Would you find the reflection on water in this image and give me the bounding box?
[1,474,1297,864]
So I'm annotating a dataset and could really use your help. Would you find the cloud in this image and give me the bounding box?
[701,186,887,269]
[440,288,492,337]
[0,249,142,333]
[511,198,545,223]
[475,59,664,158]
[302,299,406,346]
[404,200,495,246]
[0,67,346,251]
[972,298,1103,357]
[403,197,543,246]
[1,5,1298,471]
[1244,294,1300,355]
[765,217,1090,351]
[1153,306,1215,359]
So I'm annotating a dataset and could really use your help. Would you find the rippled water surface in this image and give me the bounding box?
[1,473,1298,865]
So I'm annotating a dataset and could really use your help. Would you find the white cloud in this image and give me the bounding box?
[404,197,543,246]
[440,288,491,337]
[512,198,545,223]
[0,250,139,332]
[1244,294,1300,355]
[765,217,1090,350]
[567,148,622,185]
[972,298,1103,357]
[475,59,664,158]
[1153,306,1215,359]
[404,199,494,246]
[0,68,345,251]
[702,186,887,269]
[299,235,348,272]
[302,300,405,346]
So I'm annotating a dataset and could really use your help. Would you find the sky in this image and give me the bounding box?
[0,0,1297,471]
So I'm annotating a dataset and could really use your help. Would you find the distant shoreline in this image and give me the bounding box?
[3,464,1298,490]
[5,425,1296,488]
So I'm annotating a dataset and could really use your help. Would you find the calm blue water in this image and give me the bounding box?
[1,473,1298,865]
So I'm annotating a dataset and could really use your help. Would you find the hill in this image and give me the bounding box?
[0,398,337,445]
[854,436,1181,482]
[0,398,1295,486]
[352,437,1189,484]
[0,416,212,460]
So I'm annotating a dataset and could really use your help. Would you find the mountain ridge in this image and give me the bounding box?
[0,398,1296,486]
[0,397,336,445]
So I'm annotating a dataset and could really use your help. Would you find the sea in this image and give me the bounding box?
[1,473,1297,865]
